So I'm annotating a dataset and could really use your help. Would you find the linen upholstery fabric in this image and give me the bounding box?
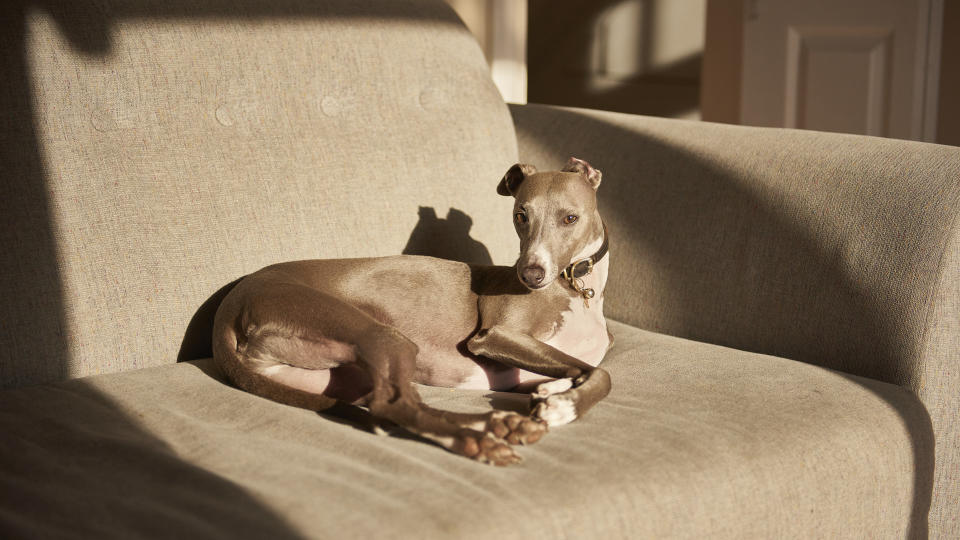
[0,322,932,539]
[510,103,960,538]
[0,0,519,389]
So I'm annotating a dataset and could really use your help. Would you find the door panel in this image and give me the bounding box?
[784,26,891,136]
[739,0,938,140]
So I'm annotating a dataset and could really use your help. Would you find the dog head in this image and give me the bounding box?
[497,157,604,289]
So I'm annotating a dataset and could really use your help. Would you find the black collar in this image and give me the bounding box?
[561,223,609,281]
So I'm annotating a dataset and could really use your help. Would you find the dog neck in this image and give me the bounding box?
[560,224,609,305]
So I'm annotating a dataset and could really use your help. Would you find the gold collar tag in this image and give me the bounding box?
[562,260,595,308]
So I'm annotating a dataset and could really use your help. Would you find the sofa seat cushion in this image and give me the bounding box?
[0,321,932,538]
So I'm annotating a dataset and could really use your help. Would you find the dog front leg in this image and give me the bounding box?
[467,327,612,426]
[353,327,533,465]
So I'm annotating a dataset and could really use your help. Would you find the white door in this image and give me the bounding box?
[737,0,942,140]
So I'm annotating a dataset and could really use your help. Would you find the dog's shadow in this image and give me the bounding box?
[177,278,242,363]
[318,392,531,441]
[402,207,493,265]
[483,392,530,414]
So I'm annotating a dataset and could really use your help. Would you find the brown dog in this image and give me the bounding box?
[212,157,612,465]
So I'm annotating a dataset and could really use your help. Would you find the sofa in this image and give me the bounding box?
[1,0,957,537]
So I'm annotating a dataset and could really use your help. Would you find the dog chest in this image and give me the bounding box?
[542,296,609,367]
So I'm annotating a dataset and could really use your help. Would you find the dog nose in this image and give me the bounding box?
[521,265,545,287]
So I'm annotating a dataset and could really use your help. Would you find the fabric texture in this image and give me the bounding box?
[0,321,933,539]
[0,0,519,389]
[509,103,960,538]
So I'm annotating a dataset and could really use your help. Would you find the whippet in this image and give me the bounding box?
[212,157,612,465]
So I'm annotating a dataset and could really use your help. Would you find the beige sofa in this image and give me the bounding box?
[1,1,957,538]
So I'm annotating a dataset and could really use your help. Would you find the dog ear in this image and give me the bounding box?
[562,157,602,190]
[497,163,537,196]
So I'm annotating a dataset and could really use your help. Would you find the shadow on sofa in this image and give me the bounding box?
[1,1,70,388]
[0,378,306,539]
[402,206,494,265]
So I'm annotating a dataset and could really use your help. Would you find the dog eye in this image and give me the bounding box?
[515,212,528,225]
[563,215,579,225]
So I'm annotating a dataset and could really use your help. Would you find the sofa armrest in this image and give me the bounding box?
[510,103,959,534]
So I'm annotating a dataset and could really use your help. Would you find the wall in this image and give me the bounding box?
[936,1,959,146]
[445,0,527,103]
[526,0,706,119]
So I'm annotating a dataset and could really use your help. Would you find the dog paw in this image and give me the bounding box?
[487,411,548,445]
[533,378,574,399]
[458,431,522,466]
[532,394,578,427]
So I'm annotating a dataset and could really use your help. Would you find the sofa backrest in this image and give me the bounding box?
[0,0,519,388]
